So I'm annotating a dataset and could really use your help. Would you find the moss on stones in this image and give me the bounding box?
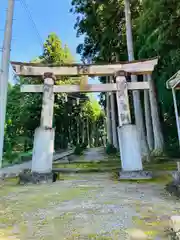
[112,172,173,184]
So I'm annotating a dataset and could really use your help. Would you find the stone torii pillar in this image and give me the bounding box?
[116,71,152,179]
[31,73,55,182]
[110,76,118,149]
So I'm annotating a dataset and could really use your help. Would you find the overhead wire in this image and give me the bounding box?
[19,0,44,48]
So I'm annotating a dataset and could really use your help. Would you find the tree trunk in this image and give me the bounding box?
[95,123,99,147]
[110,77,118,149]
[147,74,164,154]
[82,119,85,144]
[144,75,154,151]
[106,76,113,144]
[69,117,72,144]
[77,117,79,145]
[124,0,149,157]
[92,123,96,147]
[103,116,107,146]
[87,118,90,148]
[90,123,94,147]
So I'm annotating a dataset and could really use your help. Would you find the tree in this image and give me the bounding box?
[82,94,105,147]
[42,33,74,64]
[135,0,178,154]
[124,0,149,157]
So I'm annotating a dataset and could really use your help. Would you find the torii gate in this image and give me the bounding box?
[11,58,158,181]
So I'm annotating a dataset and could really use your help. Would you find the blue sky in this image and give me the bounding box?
[0,0,99,90]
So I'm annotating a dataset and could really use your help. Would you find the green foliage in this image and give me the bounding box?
[3,151,19,164]
[105,142,117,155]
[135,0,180,155]
[42,33,74,64]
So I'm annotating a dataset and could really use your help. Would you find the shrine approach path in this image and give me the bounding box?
[0,171,180,239]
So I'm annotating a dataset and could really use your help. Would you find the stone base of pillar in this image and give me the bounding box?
[118,124,142,171]
[119,170,152,180]
[117,124,152,180]
[19,171,54,184]
[165,171,180,198]
[32,127,55,174]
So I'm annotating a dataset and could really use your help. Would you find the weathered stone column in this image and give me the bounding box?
[116,71,152,179]
[110,76,118,149]
[31,72,55,182]
[106,77,113,144]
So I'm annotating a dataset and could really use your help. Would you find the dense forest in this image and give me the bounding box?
[71,0,180,157]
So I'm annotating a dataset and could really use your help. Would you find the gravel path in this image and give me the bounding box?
[0,148,106,177]
[0,160,32,176]
[0,172,180,239]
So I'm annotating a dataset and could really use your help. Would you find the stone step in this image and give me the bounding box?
[52,166,120,174]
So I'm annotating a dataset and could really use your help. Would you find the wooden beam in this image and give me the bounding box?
[12,58,158,77]
[21,82,150,93]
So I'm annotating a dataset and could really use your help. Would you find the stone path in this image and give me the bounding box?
[82,147,108,161]
[1,172,180,239]
[0,150,74,177]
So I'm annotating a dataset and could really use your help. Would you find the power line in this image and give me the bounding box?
[18,0,52,64]
[19,0,44,48]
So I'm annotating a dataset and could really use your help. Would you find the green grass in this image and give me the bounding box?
[2,150,33,167]
[132,213,170,239]
[144,161,177,171]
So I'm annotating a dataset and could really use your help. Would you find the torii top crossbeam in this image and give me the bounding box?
[11,58,158,77]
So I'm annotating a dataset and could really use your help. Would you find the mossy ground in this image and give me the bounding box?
[53,157,177,174]
[0,171,178,239]
[0,155,178,239]
[0,179,104,239]
[53,160,120,173]
[132,212,170,239]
